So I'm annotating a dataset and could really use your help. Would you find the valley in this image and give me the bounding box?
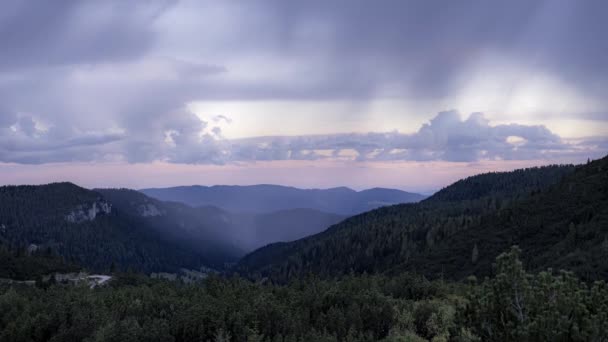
[1,156,607,341]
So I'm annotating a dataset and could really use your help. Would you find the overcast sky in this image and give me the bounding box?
[0,0,606,192]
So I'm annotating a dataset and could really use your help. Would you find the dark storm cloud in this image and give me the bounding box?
[2,0,607,96]
[211,0,608,98]
[0,106,17,127]
[0,0,175,70]
[0,0,606,165]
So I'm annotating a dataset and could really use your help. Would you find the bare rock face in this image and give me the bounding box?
[138,203,164,217]
[66,201,112,223]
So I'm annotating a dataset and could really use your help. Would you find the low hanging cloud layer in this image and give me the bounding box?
[0,1,607,167]
[0,109,603,165]
[229,111,570,163]
[199,111,605,164]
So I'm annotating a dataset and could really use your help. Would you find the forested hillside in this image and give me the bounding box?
[95,188,244,263]
[2,248,607,341]
[426,165,578,203]
[0,244,78,281]
[0,183,229,273]
[1,160,607,341]
[416,156,608,280]
[236,161,597,281]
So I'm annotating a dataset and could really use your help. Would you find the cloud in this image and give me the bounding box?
[213,115,232,124]
[4,109,600,165]
[0,1,174,70]
[224,111,596,164]
[154,0,608,101]
[0,107,17,127]
[2,1,608,103]
[0,1,606,168]
[16,116,38,137]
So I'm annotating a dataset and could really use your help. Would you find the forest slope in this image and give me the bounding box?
[236,161,596,281]
[0,183,232,273]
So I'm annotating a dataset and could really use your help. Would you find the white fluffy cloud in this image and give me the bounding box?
[224,111,598,163]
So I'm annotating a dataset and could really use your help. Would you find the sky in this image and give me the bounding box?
[0,0,607,193]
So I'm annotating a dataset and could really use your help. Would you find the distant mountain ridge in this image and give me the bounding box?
[140,184,426,215]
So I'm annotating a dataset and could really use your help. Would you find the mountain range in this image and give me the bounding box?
[140,184,426,215]
[2,156,607,285]
[0,184,356,273]
[3,154,608,342]
[2,181,423,275]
